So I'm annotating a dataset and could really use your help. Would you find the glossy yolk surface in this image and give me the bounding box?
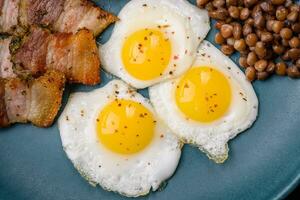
[96,99,155,154]
[175,67,232,123]
[122,28,171,80]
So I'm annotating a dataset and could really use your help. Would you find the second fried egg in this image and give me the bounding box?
[149,41,258,163]
[100,0,210,89]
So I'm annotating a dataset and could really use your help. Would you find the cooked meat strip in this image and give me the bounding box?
[19,0,65,27]
[1,0,117,36]
[4,77,29,124]
[53,0,118,36]
[13,27,100,85]
[0,79,9,127]
[0,37,16,79]
[0,0,19,34]
[47,28,100,84]
[13,26,51,75]
[0,69,65,128]
[27,70,65,127]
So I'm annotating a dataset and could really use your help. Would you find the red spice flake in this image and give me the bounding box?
[173,55,179,60]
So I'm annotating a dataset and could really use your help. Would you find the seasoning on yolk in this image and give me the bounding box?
[96,99,155,154]
[121,28,172,80]
[175,67,232,123]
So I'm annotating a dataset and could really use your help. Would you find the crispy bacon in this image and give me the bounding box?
[47,28,100,84]
[19,0,65,27]
[13,26,51,75]
[53,0,118,36]
[13,27,100,85]
[0,69,65,128]
[0,37,16,79]
[1,0,117,36]
[0,0,19,34]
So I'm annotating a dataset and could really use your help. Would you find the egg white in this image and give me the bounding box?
[58,80,182,197]
[149,40,258,163]
[100,0,210,89]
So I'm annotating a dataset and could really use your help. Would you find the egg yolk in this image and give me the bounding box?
[175,67,232,123]
[96,99,155,155]
[121,28,172,80]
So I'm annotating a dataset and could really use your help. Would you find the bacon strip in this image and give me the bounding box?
[0,69,65,128]
[13,27,100,85]
[0,37,16,79]
[0,0,20,34]
[53,0,118,36]
[1,0,117,36]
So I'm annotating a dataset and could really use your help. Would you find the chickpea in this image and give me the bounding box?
[289,37,300,48]
[233,23,242,39]
[243,24,252,36]
[287,48,300,60]
[220,24,233,38]
[221,44,235,55]
[271,0,286,5]
[255,42,267,59]
[292,23,300,34]
[245,33,258,47]
[245,18,254,26]
[287,11,298,22]
[272,21,284,33]
[234,39,246,52]
[266,20,275,32]
[257,72,269,80]
[281,51,290,61]
[254,14,265,29]
[228,6,240,19]
[287,65,300,78]
[272,44,285,55]
[226,0,238,6]
[281,39,290,47]
[276,6,288,21]
[244,0,258,8]
[260,1,274,13]
[215,32,225,45]
[205,2,214,11]
[215,21,225,29]
[266,61,276,74]
[289,4,300,12]
[209,8,229,20]
[239,56,248,68]
[280,28,293,40]
[212,0,225,7]
[254,59,268,72]
[247,51,258,66]
[227,37,235,46]
[275,62,287,75]
[197,0,209,7]
[245,67,256,82]
[260,31,273,43]
[240,8,250,20]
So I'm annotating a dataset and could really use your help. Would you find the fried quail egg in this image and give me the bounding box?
[58,80,182,197]
[149,40,258,163]
[100,0,210,89]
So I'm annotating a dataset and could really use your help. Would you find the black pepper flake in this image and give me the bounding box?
[115,91,119,94]
[243,98,248,101]
[142,4,147,7]
[160,134,164,138]
[136,134,139,137]
[98,165,102,168]
[96,118,99,122]
[227,67,231,70]
[66,116,69,121]
[169,71,173,75]
[118,103,122,107]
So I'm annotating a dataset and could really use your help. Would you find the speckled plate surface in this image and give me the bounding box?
[1,0,300,200]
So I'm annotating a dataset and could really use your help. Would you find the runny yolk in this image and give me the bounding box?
[96,99,155,155]
[175,67,232,123]
[121,28,172,80]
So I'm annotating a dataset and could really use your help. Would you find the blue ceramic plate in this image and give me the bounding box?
[1,0,300,200]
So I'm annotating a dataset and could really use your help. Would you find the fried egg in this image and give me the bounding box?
[100,0,210,89]
[149,41,258,163]
[58,80,181,197]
